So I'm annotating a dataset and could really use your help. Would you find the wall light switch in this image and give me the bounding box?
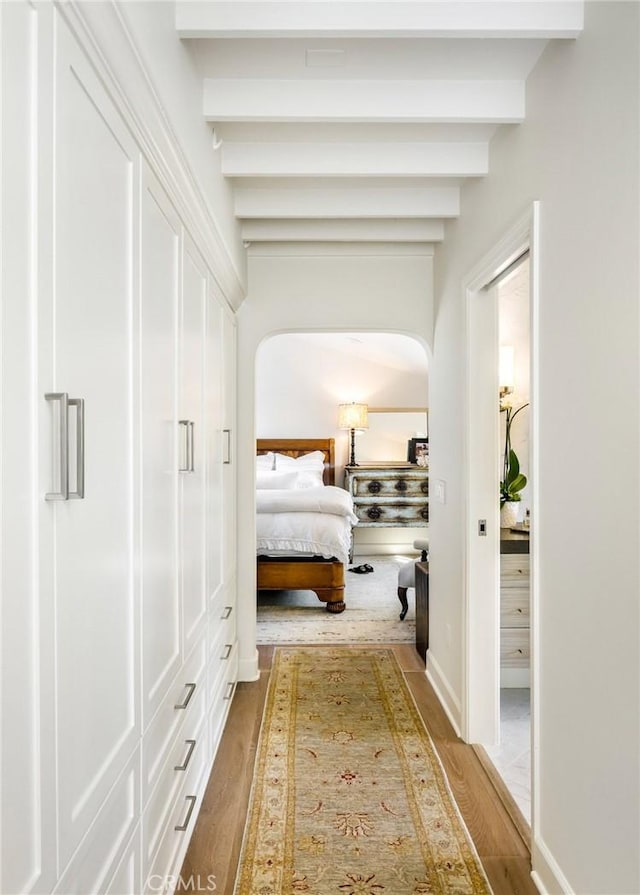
[435,479,446,504]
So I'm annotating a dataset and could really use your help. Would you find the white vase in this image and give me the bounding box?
[500,501,519,528]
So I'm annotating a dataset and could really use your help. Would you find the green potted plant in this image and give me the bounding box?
[500,402,528,527]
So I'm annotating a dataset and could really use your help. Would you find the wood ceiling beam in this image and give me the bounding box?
[234,186,459,219]
[222,142,488,178]
[177,1,583,39]
[241,219,445,242]
[204,78,524,124]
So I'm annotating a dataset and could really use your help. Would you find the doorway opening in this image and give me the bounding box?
[254,330,430,645]
[462,203,539,842]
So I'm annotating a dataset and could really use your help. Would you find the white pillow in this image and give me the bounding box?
[256,470,298,490]
[272,451,325,471]
[295,469,325,489]
[256,452,275,469]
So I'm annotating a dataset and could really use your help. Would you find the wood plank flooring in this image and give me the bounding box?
[181,644,538,895]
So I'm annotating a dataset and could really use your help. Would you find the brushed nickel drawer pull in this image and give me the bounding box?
[174,739,196,771]
[223,680,235,701]
[221,643,232,660]
[174,682,196,710]
[45,393,69,500]
[221,605,233,620]
[174,795,197,831]
[223,428,231,464]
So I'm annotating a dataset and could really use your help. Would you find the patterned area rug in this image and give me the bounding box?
[234,648,493,895]
[257,556,415,644]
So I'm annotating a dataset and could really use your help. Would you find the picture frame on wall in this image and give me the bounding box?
[407,438,429,464]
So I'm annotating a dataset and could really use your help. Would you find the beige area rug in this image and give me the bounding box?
[234,648,493,895]
[257,556,416,644]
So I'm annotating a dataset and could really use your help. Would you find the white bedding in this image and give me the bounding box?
[256,485,357,566]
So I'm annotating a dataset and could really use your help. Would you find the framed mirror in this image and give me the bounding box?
[357,407,428,463]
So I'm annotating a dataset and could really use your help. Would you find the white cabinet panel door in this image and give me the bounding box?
[221,309,237,587]
[180,242,207,654]
[1,4,56,893]
[51,18,139,868]
[206,291,223,606]
[140,169,181,728]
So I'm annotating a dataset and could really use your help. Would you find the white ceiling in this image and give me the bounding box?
[176,0,584,246]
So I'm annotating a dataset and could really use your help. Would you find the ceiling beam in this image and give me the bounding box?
[176,1,583,39]
[234,186,459,219]
[241,219,445,243]
[204,78,524,124]
[222,142,488,178]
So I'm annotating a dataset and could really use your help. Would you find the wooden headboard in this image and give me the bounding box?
[256,438,336,486]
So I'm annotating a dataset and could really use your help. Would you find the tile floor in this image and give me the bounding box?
[485,688,531,823]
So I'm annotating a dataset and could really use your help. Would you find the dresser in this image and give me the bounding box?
[500,530,530,687]
[344,464,429,527]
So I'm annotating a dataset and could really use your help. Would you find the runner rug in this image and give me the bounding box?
[234,647,492,895]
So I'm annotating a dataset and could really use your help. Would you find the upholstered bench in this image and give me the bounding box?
[397,537,430,620]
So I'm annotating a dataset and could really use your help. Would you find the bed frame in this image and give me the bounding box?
[256,437,346,613]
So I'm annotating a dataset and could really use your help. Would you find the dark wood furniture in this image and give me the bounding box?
[256,437,346,613]
[344,463,429,527]
[415,561,429,661]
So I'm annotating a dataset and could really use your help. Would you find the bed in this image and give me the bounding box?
[256,438,355,613]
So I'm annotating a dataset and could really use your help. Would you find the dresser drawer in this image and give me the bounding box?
[500,629,530,667]
[353,501,429,526]
[500,554,530,588]
[500,591,530,628]
[350,474,429,498]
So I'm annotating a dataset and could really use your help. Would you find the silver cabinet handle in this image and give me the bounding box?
[221,643,232,661]
[45,393,69,500]
[68,398,85,499]
[221,605,232,620]
[223,428,231,464]
[178,420,190,472]
[189,421,195,472]
[223,680,235,701]
[174,682,196,710]
[174,795,197,832]
[174,739,196,772]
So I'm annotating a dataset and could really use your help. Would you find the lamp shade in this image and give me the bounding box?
[337,402,369,431]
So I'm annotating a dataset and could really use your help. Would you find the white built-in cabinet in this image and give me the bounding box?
[1,5,238,894]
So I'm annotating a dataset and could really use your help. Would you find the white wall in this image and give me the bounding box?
[237,243,434,674]
[431,4,639,893]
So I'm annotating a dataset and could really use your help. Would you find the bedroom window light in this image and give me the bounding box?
[338,402,369,467]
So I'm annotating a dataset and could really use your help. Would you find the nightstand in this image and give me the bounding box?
[344,464,429,528]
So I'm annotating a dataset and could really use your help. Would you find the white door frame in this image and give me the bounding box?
[462,204,540,793]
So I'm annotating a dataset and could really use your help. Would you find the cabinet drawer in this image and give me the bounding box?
[500,591,530,627]
[142,637,206,805]
[500,554,530,588]
[353,501,429,526]
[500,629,530,667]
[143,715,207,876]
[351,475,429,498]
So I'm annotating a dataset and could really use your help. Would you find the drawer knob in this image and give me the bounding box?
[421,481,429,495]
[420,507,429,521]
[395,480,408,492]
[367,506,382,520]
[367,480,382,493]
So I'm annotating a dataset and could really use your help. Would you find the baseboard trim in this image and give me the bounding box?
[531,836,575,894]
[425,649,462,738]
[238,650,260,682]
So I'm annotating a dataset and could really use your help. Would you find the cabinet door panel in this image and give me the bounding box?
[206,291,223,605]
[180,243,207,653]
[1,4,57,893]
[221,310,237,586]
[140,170,181,728]
[53,19,139,867]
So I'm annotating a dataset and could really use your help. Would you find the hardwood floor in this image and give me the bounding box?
[181,644,539,895]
